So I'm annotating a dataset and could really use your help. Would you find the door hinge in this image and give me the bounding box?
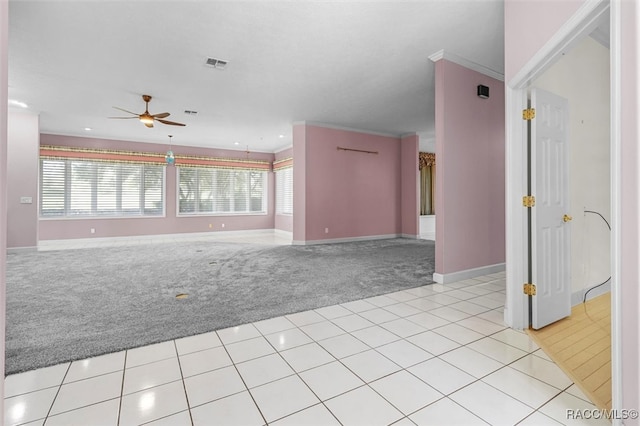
[522,195,536,207]
[523,283,537,296]
[522,108,536,120]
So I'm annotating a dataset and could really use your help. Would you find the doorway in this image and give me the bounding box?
[503,0,617,415]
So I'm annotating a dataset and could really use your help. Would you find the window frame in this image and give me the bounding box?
[39,158,166,219]
[176,166,268,217]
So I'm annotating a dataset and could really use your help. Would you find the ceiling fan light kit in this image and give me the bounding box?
[110,94,186,128]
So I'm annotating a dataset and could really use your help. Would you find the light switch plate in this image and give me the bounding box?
[20,196,33,204]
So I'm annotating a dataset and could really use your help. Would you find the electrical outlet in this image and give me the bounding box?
[222,223,225,228]
[325,227,329,234]
[90,228,95,234]
[209,224,212,229]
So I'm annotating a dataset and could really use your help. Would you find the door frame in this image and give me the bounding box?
[503,0,622,416]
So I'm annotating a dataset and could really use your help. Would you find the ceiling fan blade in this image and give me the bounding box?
[157,118,186,127]
[144,122,154,128]
[112,106,140,116]
[152,112,170,119]
[108,116,139,119]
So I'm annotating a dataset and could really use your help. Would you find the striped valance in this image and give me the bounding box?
[419,152,435,169]
[40,145,166,165]
[40,145,272,171]
[273,157,293,171]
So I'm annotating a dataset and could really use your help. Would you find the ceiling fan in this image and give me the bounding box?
[109,94,186,128]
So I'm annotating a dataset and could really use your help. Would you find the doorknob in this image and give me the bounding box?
[563,214,573,223]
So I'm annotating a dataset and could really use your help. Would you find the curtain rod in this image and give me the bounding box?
[337,146,379,155]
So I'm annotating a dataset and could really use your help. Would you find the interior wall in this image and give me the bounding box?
[618,0,640,417]
[1,0,9,404]
[533,36,610,300]
[293,123,404,244]
[504,0,586,80]
[434,59,506,278]
[7,111,39,249]
[400,134,419,237]
[37,134,276,241]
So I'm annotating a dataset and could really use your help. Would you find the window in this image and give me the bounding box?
[40,159,165,217]
[178,167,266,215]
[276,167,293,215]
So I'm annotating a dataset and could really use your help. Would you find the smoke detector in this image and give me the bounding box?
[205,57,228,70]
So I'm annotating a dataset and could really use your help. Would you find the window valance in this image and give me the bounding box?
[273,157,293,171]
[40,145,272,171]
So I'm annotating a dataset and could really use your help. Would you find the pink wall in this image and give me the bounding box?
[38,134,276,240]
[7,112,39,248]
[292,124,307,241]
[400,134,419,237]
[293,123,404,243]
[504,0,585,81]
[434,59,505,274]
[505,0,640,417]
[618,0,640,417]
[274,146,293,233]
[1,0,9,401]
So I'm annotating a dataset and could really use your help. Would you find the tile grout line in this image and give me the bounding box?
[172,339,195,426]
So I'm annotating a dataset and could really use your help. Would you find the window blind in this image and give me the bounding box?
[276,167,293,215]
[178,167,266,215]
[40,159,165,218]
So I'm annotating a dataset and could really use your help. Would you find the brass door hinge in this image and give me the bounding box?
[522,108,536,120]
[523,283,537,296]
[522,195,536,207]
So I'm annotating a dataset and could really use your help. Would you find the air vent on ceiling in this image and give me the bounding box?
[184,110,198,115]
[205,57,228,70]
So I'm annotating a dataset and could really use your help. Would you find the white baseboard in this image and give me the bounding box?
[400,233,419,239]
[273,229,293,239]
[38,228,277,248]
[572,280,611,306]
[433,263,506,284]
[7,246,38,254]
[293,234,400,246]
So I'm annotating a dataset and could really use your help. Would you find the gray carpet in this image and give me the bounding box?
[5,238,434,375]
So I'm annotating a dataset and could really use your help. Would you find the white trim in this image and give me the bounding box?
[609,0,623,416]
[400,233,419,239]
[508,0,609,89]
[571,282,611,306]
[37,228,278,249]
[292,234,400,246]
[7,246,37,254]
[428,49,504,82]
[433,263,506,284]
[504,85,530,330]
[273,229,293,240]
[293,121,401,138]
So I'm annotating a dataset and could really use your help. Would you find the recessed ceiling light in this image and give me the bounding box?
[84,127,92,131]
[8,99,28,108]
[234,142,240,145]
[279,134,284,138]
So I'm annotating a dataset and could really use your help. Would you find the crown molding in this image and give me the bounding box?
[295,121,401,138]
[428,49,504,82]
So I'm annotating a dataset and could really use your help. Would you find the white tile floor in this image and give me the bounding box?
[4,238,610,425]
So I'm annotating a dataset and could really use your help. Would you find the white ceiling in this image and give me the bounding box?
[8,0,504,153]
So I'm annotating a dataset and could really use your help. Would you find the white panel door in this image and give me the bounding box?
[531,88,572,330]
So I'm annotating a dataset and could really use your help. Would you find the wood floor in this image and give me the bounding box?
[527,293,611,410]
